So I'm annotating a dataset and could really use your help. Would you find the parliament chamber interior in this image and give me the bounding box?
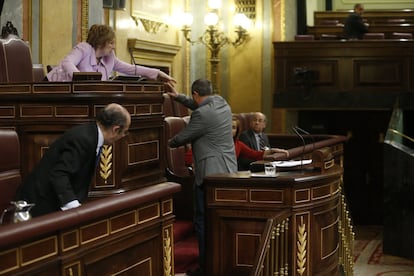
[0,1,413,275]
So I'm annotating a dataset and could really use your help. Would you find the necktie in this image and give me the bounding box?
[95,146,103,168]
[259,134,266,150]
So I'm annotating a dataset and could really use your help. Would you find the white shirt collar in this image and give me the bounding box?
[96,124,104,155]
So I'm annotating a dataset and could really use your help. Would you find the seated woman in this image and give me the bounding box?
[185,117,289,167]
[47,24,175,84]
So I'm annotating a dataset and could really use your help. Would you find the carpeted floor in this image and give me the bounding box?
[353,225,414,276]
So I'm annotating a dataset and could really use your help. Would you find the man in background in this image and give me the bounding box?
[344,3,369,39]
[238,112,271,171]
[167,79,237,276]
[17,103,130,217]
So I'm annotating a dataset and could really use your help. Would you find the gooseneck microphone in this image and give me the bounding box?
[293,126,315,154]
[129,48,138,76]
[292,126,306,169]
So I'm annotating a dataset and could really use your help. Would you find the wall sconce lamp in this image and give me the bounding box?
[180,1,251,93]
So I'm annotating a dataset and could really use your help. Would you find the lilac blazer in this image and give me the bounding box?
[47,42,160,81]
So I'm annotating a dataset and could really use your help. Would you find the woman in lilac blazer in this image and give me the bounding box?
[47,24,175,83]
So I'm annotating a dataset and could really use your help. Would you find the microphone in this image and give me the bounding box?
[129,48,138,76]
[293,126,315,154]
[292,126,306,169]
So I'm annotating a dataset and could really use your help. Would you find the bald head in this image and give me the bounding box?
[250,112,267,134]
[97,103,131,144]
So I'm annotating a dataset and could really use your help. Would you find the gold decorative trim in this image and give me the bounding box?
[131,16,168,34]
[20,105,53,118]
[112,257,152,276]
[55,106,89,117]
[162,199,173,216]
[80,219,109,245]
[151,103,163,115]
[99,145,113,184]
[81,0,89,41]
[61,229,80,252]
[311,183,332,200]
[32,83,71,93]
[321,218,339,259]
[163,227,173,276]
[215,188,248,202]
[135,104,152,115]
[296,216,307,275]
[388,128,414,143]
[63,261,81,276]
[0,248,19,274]
[110,210,137,234]
[249,189,284,203]
[128,140,159,165]
[324,159,335,170]
[20,236,58,266]
[0,84,31,93]
[137,203,160,224]
[0,106,16,118]
[235,0,256,21]
[235,233,261,267]
[295,188,310,203]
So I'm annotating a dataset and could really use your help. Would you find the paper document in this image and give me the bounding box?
[272,159,312,168]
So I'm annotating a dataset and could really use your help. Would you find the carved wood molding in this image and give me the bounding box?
[127,38,180,73]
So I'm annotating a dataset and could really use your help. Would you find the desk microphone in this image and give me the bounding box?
[129,48,138,76]
[292,126,306,169]
[294,126,315,154]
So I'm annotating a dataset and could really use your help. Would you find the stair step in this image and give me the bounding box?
[174,235,199,273]
[174,220,194,243]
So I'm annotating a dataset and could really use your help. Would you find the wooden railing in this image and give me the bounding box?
[339,186,355,276]
[250,212,291,276]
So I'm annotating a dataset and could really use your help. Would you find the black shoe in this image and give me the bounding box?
[186,267,204,276]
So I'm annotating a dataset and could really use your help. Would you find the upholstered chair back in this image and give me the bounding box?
[0,37,34,82]
[0,129,21,213]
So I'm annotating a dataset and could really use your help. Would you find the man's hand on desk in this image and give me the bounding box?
[264,148,289,159]
[61,200,81,211]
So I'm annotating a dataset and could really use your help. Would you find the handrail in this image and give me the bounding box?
[387,128,414,144]
[250,211,291,276]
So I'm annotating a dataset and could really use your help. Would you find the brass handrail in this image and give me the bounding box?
[387,128,414,144]
[250,211,291,276]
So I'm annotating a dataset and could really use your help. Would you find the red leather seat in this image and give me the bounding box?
[0,129,21,214]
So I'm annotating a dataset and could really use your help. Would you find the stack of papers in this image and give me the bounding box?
[272,159,312,167]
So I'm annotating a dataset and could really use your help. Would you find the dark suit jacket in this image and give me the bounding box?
[344,13,368,39]
[17,123,98,216]
[238,129,270,171]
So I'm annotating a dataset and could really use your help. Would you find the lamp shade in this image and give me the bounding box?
[233,13,251,29]
[181,12,194,26]
[204,12,219,26]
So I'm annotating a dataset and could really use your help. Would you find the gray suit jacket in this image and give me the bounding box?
[169,95,237,186]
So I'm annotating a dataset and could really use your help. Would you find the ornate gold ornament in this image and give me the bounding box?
[296,216,307,275]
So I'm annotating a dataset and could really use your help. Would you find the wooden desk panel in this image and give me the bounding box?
[0,182,180,276]
[307,24,414,39]
[273,40,414,109]
[314,10,414,26]
[0,81,166,196]
[204,166,343,276]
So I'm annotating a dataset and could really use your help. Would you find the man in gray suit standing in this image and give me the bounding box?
[167,79,237,276]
